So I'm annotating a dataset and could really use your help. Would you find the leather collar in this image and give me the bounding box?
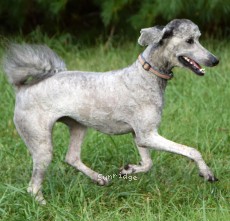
[138,54,173,80]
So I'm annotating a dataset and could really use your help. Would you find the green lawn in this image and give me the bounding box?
[0,39,229,221]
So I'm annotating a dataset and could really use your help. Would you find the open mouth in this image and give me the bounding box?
[178,56,205,76]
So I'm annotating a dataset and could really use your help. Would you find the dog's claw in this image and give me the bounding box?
[119,164,136,175]
[199,172,218,182]
[207,175,219,182]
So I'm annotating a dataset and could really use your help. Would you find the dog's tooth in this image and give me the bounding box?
[200,68,205,73]
[183,56,189,62]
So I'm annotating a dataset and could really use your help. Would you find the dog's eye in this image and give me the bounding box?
[186,38,194,44]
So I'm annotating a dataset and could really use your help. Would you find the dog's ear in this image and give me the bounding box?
[138,26,173,46]
[138,27,163,46]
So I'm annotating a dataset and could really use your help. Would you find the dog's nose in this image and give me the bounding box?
[211,56,219,66]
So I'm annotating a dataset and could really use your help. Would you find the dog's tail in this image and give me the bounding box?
[3,43,66,87]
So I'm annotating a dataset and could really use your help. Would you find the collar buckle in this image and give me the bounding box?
[142,61,151,71]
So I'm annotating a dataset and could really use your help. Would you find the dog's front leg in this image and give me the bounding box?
[136,132,218,182]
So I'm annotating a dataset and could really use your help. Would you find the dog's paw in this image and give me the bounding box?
[95,177,109,186]
[35,195,47,205]
[119,164,136,175]
[27,187,46,205]
[199,171,219,182]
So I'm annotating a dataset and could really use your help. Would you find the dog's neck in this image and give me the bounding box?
[142,45,173,75]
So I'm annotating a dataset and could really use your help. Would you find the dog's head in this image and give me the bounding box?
[138,19,219,76]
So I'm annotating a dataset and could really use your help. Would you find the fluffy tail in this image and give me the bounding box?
[3,43,66,86]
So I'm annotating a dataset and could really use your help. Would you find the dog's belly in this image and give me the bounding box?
[75,117,133,135]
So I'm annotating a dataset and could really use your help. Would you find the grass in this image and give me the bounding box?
[0,37,229,221]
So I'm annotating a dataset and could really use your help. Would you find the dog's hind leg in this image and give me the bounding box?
[120,135,153,175]
[63,118,109,185]
[14,112,53,205]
